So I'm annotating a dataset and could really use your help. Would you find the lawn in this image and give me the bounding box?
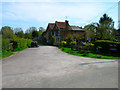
[58,46,120,59]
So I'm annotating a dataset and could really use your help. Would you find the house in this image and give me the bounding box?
[116,28,120,41]
[44,20,85,44]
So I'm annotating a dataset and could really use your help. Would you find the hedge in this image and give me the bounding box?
[2,37,32,51]
[2,39,10,51]
[94,40,120,53]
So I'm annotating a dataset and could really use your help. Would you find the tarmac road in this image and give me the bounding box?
[2,45,118,88]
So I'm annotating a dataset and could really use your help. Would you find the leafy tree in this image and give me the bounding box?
[99,14,114,28]
[14,28,24,38]
[96,14,115,40]
[84,14,116,41]
[39,27,45,32]
[32,30,39,38]
[26,27,37,33]
[1,26,15,39]
[25,27,37,39]
[66,34,74,46]
[38,30,43,37]
[73,33,85,45]
[24,33,31,39]
[84,24,97,32]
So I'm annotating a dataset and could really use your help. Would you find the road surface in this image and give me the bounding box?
[2,45,118,88]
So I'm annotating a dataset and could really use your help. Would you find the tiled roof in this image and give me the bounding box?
[55,21,72,30]
[49,23,54,29]
[71,26,84,31]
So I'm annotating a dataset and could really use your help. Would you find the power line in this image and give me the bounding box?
[82,3,118,27]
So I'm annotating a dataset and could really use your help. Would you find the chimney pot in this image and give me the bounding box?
[65,20,69,30]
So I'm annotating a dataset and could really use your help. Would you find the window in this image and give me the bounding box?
[54,31,56,36]
[58,31,60,36]
[51,31,52,36]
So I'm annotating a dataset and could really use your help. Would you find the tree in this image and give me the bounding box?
[84,14,116,41]
[14,28,24,38]
[25,27,37,39]
[24,33,31,39]
[38,30,43,37]
[99,14,114,28]
[96,13,115,40]
[84,24,97,32]
[66,34,74,45]
[32,30,39,38]
[39,27,45,32]
[73,33,85,45]
[1,26,15,39]
[26,27,37,33]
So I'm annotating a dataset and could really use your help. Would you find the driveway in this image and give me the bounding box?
[2,45,118,88]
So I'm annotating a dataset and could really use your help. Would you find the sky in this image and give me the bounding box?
[1,0,119,32]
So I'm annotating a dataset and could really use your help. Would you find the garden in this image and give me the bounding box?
[58,14,120,59]
[59,39,120,59]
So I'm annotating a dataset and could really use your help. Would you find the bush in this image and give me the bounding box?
[60,41,67,47]
[82,43,94,51]
[66,34,74,47]
[75,45,83,51]
[11,37,32,51]
[2,39,10,51]
[70,41,77,46]
[70,41,77,50]
[2,37,32,51]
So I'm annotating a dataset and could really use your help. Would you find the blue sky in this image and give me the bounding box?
[1,0,119,32]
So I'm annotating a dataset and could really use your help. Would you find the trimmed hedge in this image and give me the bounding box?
[94,40,120,53]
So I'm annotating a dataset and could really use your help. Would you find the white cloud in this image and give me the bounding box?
[1,0,120,2]
[3,3,106,21]
[2,2,118,30]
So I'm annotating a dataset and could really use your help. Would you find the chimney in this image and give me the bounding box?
[65,20,69,30]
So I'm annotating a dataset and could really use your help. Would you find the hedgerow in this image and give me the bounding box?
[94,40,120,53]
[2,37,32,51]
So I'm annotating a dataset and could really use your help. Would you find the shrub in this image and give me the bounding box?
[70,41,76,46]
[26,39,32,47]
[2,39,10,51]
[2,37,32,51]
[70,41,77,50]
[75,45,83,51]
[60,41,67,47]
[66,34,74,47]
[82,43,94,51]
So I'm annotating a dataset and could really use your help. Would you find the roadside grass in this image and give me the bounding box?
[2,51,14,59]
[58,46,120,60]
[2,47,28,59]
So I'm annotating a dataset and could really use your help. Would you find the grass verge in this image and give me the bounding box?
[2,47,28,59]
[2,51,14,59]
[58,46,120,60]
